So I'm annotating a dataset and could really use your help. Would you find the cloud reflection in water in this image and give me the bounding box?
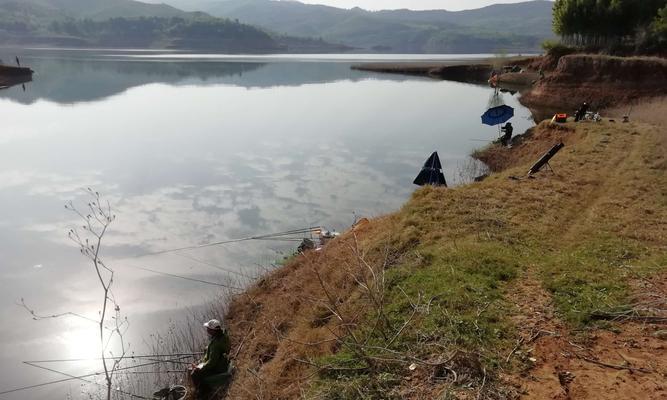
[0,54,536,399]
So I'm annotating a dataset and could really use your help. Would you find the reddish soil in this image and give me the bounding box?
[498,71,539,86]
[505,272,667,400]
[521,54,667,110]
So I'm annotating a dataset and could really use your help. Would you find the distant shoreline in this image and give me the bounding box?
[352,53,667,112]
[1,46,537,60]
[351,56,536,83]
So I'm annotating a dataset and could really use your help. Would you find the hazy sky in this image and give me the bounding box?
[296,0,550,11]
[152,0,554,12]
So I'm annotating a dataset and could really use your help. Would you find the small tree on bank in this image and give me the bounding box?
[22,189,128,400]
[66,189,129,400]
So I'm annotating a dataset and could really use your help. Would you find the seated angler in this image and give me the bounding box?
[190,319,231,399]
[574,102,589,122]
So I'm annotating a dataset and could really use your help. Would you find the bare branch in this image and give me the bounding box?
[18,298,100,325]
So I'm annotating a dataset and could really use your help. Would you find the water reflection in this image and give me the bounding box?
[0,53,419,104]
[0,51,536,399]
[0,73,31,92]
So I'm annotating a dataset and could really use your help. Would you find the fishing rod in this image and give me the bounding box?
[175,253,256,278]
[19,355,199,398]
[24,357,191,372]
[27,363,159,400]
[133,226,321,258]
[108,370,186,375]
[25,353,203,363]
[252,238,306,242]
[22,361,155,400]
[24,352,203,363]
[122,264,245,290]
[0,359,165,396]
[89,226,323,290]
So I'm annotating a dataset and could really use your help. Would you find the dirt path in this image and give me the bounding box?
[504,121,667,399]
[507,267,667,400]
[557,127,636,243]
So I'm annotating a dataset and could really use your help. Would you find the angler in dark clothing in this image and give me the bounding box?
[500,122,514,146]
[190,319,231,399]
[575,102,589,122]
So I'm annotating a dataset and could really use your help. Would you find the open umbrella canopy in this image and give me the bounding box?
[481,104,514,126]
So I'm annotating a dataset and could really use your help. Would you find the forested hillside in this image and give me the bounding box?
[195,0,555,53]
[0,0,345,51]
[0,0,557,53]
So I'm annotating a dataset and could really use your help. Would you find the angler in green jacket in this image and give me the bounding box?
[190,319,231,398]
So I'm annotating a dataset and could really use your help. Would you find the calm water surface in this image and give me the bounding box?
[0,50,535,399]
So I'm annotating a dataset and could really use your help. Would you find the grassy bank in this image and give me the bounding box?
[219,115,666,399]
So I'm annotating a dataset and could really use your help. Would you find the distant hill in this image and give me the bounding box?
[0,0,196,22]
[374,1,555,38]
[0,0,348,52]
[188,0,555,53]
[0,0,555,53]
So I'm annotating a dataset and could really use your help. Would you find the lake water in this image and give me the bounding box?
[0,50,535,399]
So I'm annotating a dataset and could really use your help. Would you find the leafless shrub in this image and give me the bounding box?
[21,189,128,400]
[268,235,460,397]
[455,157,491,185]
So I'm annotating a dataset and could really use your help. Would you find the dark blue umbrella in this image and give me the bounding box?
[481,104,514,126]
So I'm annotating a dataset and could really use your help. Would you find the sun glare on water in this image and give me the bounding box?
[62,326,104,362]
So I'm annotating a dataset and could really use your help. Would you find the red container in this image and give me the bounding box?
[554,113,568,123]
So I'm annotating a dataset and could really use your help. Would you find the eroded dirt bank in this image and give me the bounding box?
[353,54,667,115]
[218,115,666,399]
[522,54,667,110]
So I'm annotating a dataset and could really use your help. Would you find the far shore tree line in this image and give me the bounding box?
[0,16,281,50]
[552,0,667,54]
[48,17,270,41]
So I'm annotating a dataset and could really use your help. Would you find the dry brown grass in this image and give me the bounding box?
[605,96,667,127]
[220,118,666,399]
[222,223,395,399]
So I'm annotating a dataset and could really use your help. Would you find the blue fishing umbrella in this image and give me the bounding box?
[481,104,514,126]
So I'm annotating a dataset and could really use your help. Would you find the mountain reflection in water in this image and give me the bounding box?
[1,52,423,104]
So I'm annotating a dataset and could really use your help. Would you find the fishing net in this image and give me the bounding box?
[487,88,506,109]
